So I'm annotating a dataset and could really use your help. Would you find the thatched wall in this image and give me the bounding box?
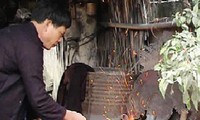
[96,0,184,74]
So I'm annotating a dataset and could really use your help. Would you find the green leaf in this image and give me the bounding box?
[160,45,168,55]
[176,77,182,85]
[181,24,189,30]
[154,63,161,71]
[193,3,199,14]
[180,16,187,24]
[159,79,169,99]
[191,85,200,110]
[192,16,199,28]
[197,71,200,88]
[196,28,200,39]
[183,91,191,109]
[184,73,193,90]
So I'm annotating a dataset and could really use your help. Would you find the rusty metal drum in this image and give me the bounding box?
[82,67,132,120]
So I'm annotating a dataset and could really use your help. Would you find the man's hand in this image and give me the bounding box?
[64,110,86,120]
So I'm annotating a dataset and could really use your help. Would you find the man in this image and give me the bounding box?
[0,0,86,120]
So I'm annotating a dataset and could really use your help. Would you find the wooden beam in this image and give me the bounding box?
[100,21,177,30]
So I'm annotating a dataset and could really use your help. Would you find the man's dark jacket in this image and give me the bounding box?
[0,23,66,120]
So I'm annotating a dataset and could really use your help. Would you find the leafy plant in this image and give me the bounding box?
[154,0,200,110]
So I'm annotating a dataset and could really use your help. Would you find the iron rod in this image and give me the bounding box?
[100,21,177,30]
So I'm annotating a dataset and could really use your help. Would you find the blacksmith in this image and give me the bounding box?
[0,0,86,119]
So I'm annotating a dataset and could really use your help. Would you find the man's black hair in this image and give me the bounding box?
[31,0,71,28]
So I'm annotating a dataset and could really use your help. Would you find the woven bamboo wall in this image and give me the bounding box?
[96,0,184,75]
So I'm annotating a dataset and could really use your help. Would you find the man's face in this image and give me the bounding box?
[42,21,66,50]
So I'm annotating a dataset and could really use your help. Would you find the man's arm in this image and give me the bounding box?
[16,39,66,119]
[16,34,86,120]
